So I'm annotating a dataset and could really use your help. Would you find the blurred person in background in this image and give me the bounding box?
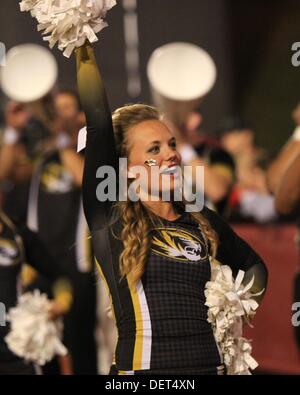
[267,102,300,350]
[0,100,50,222]
[25,89,99,375]
[267,103,300,210]
[172,110,236,218]
[216,117,277,224]
[0,98,75,374]
[273,155,300,217]
[0,205,72,374]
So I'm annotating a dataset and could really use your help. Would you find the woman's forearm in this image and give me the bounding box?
[267,139,300,194]
[274,152,300,215]
[76,44,111,130]
[203,206,268,303]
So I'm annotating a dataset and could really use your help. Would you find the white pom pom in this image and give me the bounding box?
[205,262,264,375]
[4,290,67,366]
[20,0,117,57]
[20,0,40,12]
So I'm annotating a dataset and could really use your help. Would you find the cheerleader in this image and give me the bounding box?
[76,44,268,375]
[0,210,71,374]
[26,92,98,375]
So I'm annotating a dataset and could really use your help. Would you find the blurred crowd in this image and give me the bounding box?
[0,91,116,375]
[0,84,299,374]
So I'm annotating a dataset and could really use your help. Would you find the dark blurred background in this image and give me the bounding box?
[1,0,299,152]
[0,0,300,375]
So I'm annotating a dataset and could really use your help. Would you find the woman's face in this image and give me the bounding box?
[126,119,182,198]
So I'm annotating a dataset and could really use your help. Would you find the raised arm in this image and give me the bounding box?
[76,44,118,231]
[203,206,268,303]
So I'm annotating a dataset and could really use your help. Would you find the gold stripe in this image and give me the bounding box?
[85,230,92,271]
[95,261,144,371]
[118,370,134,375]
[127,274,143,371]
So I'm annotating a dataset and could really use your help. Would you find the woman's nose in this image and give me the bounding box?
[163,147,177,162]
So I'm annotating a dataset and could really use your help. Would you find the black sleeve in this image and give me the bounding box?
[76,44,118,231]
[202,206,268,302]
[18,225,65,281]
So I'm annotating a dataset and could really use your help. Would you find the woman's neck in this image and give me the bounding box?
[143,200,180,221]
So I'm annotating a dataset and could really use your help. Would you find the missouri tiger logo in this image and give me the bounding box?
[151,227,207,262]
[0,238,19,267]
[41,163,74,194]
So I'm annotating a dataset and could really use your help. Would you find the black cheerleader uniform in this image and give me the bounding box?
[27,150,98,375]
[0,212,66,375]
[76,45,268,375]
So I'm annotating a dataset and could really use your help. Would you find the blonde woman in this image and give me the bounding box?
[76,44,268,375]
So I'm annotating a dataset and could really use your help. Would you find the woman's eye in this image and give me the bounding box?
[170,141,177,149]
[148,146,160,154]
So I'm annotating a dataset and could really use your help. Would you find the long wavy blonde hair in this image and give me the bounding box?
[112,104,218,284]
